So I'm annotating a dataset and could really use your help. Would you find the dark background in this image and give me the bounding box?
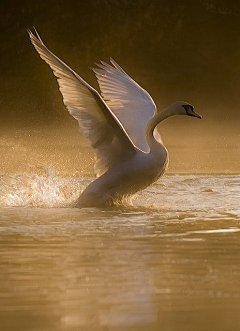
[0,0,240,174]
[1,0,240,127]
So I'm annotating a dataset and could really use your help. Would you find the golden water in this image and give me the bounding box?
[1,174,240,330]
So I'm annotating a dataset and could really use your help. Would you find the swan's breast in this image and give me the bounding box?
[109,147,168,193]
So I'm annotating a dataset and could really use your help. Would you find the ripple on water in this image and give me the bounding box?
[0,174,239,220]
[1,175,240,331]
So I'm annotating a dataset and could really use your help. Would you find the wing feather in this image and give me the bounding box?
[93,58,158,152]
[28,30,136,176]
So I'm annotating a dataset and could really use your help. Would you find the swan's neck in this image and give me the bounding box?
[145,105,176,150]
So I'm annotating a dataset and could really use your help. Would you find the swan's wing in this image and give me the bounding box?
[28,30,136,176]
[93,58,158,153]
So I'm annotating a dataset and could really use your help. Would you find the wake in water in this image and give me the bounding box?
[0,172,240,217]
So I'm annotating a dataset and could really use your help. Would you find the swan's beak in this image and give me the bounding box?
[191,110,202,119]
[183,105,202,119]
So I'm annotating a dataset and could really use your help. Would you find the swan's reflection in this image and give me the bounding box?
[59,237,157,329]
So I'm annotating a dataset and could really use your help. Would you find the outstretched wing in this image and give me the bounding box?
[93,58,158,153]
[28,30,136,176]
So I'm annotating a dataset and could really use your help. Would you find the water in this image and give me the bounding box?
[1,174,240,331]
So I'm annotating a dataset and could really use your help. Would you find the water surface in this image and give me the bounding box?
[0,174,240,331]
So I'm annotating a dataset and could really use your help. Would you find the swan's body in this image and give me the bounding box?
[29,30,201,208]
[74,138,168,207]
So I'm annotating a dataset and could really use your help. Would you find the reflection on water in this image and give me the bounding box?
[0,175,240,330]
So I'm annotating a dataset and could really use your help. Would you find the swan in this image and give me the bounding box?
[28,29,202,208]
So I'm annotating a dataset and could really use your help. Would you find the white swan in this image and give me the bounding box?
[28,30,202,208]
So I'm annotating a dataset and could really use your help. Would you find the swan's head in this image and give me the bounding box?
[175,101,202,119]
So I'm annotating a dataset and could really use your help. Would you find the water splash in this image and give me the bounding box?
[0,172,240,216]
[0,169,89,207]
